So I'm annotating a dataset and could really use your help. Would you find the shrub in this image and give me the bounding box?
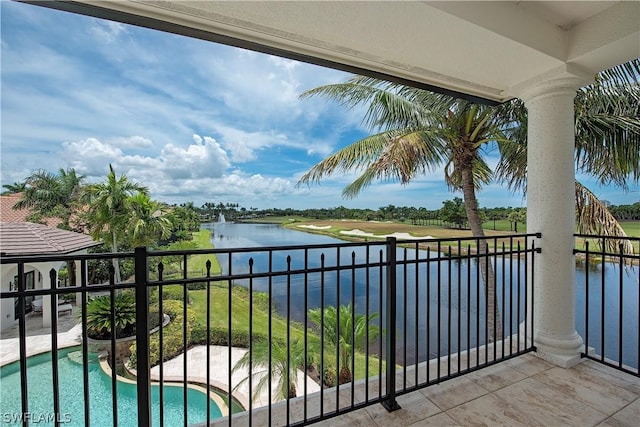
[129,299,201,368]
[85,292,136,339]
[161,285,189,302]
[187,282,207,290]
[197,326,270,347]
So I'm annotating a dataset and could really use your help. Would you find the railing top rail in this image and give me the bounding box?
[0,233,540,265]
[574,233,640,242]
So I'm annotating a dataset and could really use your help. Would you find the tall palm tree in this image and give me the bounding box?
[298,59,640,340]
[126,192,172,248]
[308,304,379,384]
[14,168,85,230]
[82,164,147,283]
[232,338,313,401]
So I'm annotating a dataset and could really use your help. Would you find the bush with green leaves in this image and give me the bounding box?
[129,299,200,368]
[161,284,189,302]
[195,326,270,347]
[85,292,136,339]
[85,291,160,340]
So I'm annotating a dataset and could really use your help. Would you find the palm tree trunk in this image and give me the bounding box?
[459,162,503,344]
[111,231,122,283]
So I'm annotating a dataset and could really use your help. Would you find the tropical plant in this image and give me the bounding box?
[232,338,314,401]
[13,168,85,230]
[82,164,147,283]
[298,59,640,338]
[307,304,379,384]
[85,292,136,339]
[126,192,172,248]
[2,181,26,195]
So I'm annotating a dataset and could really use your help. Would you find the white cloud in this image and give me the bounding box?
[109,136,154,148]
[89,20,127,43]
[61,138,124,175]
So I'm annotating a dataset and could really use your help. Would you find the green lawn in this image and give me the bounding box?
[620,221,639,237]
[187,230,222,275]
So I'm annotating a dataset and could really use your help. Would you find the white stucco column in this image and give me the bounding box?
[512,68,591,367]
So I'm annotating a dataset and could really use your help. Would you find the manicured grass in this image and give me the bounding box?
[283,219,529,252]
[155,230,222,278]
[188,230,222,275]
[242,216,308,224]
[482,219,525,233]
[620,221,639,238]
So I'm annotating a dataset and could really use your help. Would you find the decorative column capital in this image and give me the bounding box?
[507,64,593,103]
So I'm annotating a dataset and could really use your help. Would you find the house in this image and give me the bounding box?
[0,192,100,331]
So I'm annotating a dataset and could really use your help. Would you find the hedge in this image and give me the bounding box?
[129,299,199,368]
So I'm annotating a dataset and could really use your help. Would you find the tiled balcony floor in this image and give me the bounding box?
[311,354,640,427]
[208,353,640,427]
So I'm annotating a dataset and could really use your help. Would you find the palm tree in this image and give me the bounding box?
[2,181,26,195]
[298,60,639,339]
[126,192,172,248]
[14,168,85,230]
[299,81,514,339]
[308,304,379,384]
[232,338,313,401]
[82,164,147,283]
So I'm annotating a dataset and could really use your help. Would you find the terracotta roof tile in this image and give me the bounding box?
[0,194,61,227]
[0,222,100,256]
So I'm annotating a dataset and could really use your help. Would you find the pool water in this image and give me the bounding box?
[0,347,222,426]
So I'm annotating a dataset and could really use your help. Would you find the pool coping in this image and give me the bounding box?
[99,353,230,417]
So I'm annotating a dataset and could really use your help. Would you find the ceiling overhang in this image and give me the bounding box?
[28,1,640,104]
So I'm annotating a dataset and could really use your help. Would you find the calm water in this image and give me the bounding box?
[203,222,639,368]
[0,347,222,426]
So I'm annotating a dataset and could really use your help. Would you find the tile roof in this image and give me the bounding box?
[0,222,100,256]
[0,193,61,227]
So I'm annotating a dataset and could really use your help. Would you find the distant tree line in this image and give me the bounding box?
[191,198,533,231]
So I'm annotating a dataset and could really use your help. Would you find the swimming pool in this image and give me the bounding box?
[0,347,223,426]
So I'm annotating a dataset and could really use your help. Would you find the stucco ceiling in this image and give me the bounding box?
[38,1,640,103]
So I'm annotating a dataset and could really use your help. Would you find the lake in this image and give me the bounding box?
[202,222,639,368]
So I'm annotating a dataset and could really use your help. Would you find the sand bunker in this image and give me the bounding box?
[297,224,332,230]
[339,229,433,240]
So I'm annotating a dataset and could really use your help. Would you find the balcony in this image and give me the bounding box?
[1,234,638,426]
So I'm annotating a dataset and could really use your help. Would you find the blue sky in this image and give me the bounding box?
[1,2,634,210]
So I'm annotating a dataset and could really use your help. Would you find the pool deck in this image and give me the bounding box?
[0,308,81,366]
[150,345,322,410]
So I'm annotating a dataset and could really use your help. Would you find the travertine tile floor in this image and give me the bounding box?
[311,355,640,427]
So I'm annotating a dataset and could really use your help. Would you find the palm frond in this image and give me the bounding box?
[575,180,634,257]
[594,58,640,88]
[301,75,451,131]
[298,128,446,197]
[575,60,640,188]
[444,154,493,191]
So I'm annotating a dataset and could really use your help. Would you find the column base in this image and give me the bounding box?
[534,331,584,368]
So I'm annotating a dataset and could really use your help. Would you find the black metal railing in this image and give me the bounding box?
[1,234,539,426]
[575,234,640,377]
